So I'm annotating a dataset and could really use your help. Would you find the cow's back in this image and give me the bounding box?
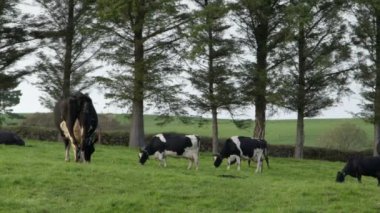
[164,134,192,155]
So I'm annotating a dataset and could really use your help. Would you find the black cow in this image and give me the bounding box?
[139,133,200,170]
[214,136,269,172]
[0,131,25,146]
[54,92,98,162]
[336,156,380,185]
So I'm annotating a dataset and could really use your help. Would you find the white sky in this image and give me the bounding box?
[11,0,364,120]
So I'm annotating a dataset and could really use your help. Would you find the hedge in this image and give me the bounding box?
[0,126,373,162]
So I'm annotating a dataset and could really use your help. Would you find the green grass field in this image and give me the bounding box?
[4,113,374,148]
[117,115,374,148]
[1,140,379,212]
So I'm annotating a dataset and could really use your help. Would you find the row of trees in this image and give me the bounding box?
[1,0,380,158]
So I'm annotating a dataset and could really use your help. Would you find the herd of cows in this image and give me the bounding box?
[1,92,380,185]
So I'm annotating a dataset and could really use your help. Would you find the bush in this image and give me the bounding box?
[20,113,127,132]
[317,123,370,151]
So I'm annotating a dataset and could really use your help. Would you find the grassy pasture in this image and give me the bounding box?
[1,140,379,212]
[117,115,373,148]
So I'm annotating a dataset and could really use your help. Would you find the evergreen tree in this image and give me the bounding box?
[351,0,380,155]
[278,0,351,158]
[30,0,101,109]
[96,0,189,148]
[0,0,36,125]
[186,0,240,154]
[232,0,289,139]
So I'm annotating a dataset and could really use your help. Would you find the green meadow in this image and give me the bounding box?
[117,115,373,148]
[1,140,379,212]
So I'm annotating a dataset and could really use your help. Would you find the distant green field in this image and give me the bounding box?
[115,115,374,148]
[1,141,379,212]
[4,113,374,148]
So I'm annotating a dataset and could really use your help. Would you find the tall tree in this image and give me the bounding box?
[96,0,189,148]
[351,0,380,155]
[0,0,37,125]
[278,0,351,158]
[186,0,240,154]
[232,0,289,139]
[30,0,100,109]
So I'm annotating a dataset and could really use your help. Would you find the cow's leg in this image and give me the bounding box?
[236,157,241,171]
[72,143,80,162]
[255,156,263,173]
[194,154,199,171]
[158,152,166,167]
[357,175,362,183]
[227,156,233,170]
[64,138,70,162]
[187,158,193,170]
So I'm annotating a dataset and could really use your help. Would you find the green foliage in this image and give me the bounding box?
[96,0,190,117]
[0,90,21,127]
[232,0,289,105]
[0,0,37,73]
[30,0,101,109]
[1,141,380,212]
[186,0,242,116]
[0,0,36,125]
[318,123,370,151]
[277,0,352,117]
[351,0,380,123]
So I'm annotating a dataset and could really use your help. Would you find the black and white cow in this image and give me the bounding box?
[336,156,380,185]
[214,136,269,172]
[139,133,200,170]
[0,131,25,146]
[54,92,98,162]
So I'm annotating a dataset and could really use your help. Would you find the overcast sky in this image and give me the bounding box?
[11,0,364,120]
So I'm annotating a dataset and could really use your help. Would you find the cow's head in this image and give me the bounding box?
[214,154,223,168]
[336,171,345,183]
[139,149,149,165]
[83,133,97,162]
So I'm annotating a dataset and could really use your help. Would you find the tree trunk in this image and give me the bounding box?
[253,18,268,139]
[206,0,219,153]
[62,0,74,98]
[211,108,219,154]
[295,23,306,159]
[129,99,144,148]
[374,12,380,156]
[295,111,305,159]
[129,1,146,148]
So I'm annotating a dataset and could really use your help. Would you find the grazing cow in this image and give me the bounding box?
[336,156,380,185]
[139,133,200,170]
[214,136,269,172]
[54,92,98,162]
[0,131,25,146]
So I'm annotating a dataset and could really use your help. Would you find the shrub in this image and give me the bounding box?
[317,123,370,151]
[20,113,127,132]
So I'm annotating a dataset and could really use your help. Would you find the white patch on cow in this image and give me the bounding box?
[227,155,241,171]
[184,135,200,170]
[156,134,166,142]
[138,153,142,159]
[153,151,167,167]
[230,136,243,157]
[164,150,178,157]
